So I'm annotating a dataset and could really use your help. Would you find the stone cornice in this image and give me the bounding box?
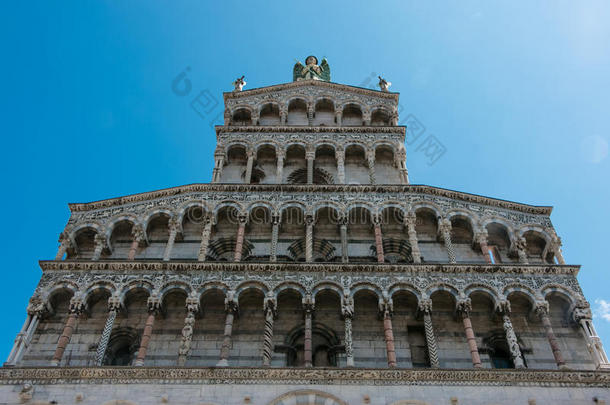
[215,125,406,135]
[223,80,399,101]
[67,183,553,215]
[0,367,607,387]
[38,261,579,276]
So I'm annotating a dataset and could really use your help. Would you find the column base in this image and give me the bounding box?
[597,363,610,370]
[134,360,144,367]
[50,360,60,367]
[216,359,229,367]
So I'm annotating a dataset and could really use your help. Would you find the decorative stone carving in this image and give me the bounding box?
[232,76,246,92]
[378,76,391,92]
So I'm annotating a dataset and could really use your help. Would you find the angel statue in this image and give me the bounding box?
[378,76,391,92]
[293,56,330,82]
[232,75,246,92]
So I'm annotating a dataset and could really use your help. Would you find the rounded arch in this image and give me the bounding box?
[425,283,460,300]
[100,401,140,405]
[278,201,307,215]
[389,401,433,405]
[41,282,79,307]
[213,200,245,217]
[503,284,538,307]
[246,201,275,215]
[196,282,230,303]
[464,283,500,306]
[142,208,174,231]
[158,281,192,301]
[541,284,577,306]
[273,282,306,298]
[256,100,281,115]
[68,223,102,242]
[312,282,344,300]
[105,215,139,238]
[269,389,347,405]
[388,283,422,303]
[518,225,552,243]
[350,282,383,300]
[225,141,251,154]
[83,281,117,302]
[481,216,515,234]
[446,209,479,225]
[254,140,280,153]
[412,202,443,219]
[235,281,269,299]
[119,280,154,303]
[312,201,344,217]
[176,200,210,224]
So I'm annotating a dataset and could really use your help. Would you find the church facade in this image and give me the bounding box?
[1,57,609,404]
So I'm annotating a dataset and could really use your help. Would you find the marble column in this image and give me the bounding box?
[163,219,180,261]
[396,150,409,184]
[336,149,345,184]
[212,148,225,183]
[280,107,287,125]
[92,233,107,261]
[475,230,492,264]
[244,150,254,184]
[418,298,440,368]
[550,237,566,264]
[198,216,213,261]
[366,150,376,184]
[178,295,199,366]
[439,219,456,263]
[305,214,314,262]
[572,302,610,369]
[306,151,315,184]
[341,295,355,367]
[217,292,238,367]
[373,216,385,263]
[335,109,342,126]
[303,295,314,367]
[51,296,85,366]
[95,296,121,366]
[262,294,276,367]
[380,299,396,368]
[307,105,314,126]
[6,299,44,366]
[535,301,566,369]
[55,233,71,261]
[457,298,482,368]
[515,236,529,264]
[134,294,161,366]
[339,216,349,263]
[234,214,247,262]
[497,300,524,368]
[270,215,280,262]
[128,225,145,261]
[276,152,285,184]
[404,212,421,263]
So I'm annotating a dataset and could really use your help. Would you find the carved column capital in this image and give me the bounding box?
[379,296,393,317]
[341,295,354,319]
[302,294,315,314]
[572,300,593,322]
[495,299,511,315]
[418,298,433,314]
[185,293,200,315]
[69,295,86,315]
[147,292,162,314]
[534,300,550,317]
[107,295,122,313]
[264,293,277,318]
[224,291,239,314]
[132,224,146,244]
[27,297,47,317]
[456,297,472,317]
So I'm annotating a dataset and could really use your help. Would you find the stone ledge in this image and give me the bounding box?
[67,183,553,215]
[0,367,608,387]
[38,261,580,276]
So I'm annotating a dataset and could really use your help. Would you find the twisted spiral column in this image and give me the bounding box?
[198,217,213,261]
[262,295,276,367]
[217,292,238,367]
[95,296,121,366]
[439,219,456,263]
[404,212,421,263]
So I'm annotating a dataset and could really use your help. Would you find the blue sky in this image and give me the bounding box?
[1,1,610,361]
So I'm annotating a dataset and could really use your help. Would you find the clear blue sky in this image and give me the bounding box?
[1,1,609,361]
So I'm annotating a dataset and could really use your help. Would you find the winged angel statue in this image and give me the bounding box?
[293,55,330,82]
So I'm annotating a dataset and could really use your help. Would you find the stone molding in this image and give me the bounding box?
[39,260,579,276]
[32,262,584,316]
[216,126,405,134]
[0,367,608,387]
[223,80,399,101]
[67,184,552,216]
